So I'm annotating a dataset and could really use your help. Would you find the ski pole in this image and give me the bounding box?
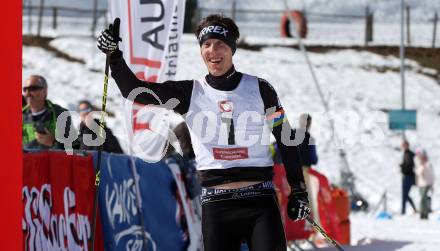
[90,17,120,251]
[306,216,345,251]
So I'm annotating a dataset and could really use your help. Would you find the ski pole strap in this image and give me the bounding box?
[307,217,345,251]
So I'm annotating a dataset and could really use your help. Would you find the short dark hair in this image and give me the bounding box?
[78,100,92,109]
[27,75,48,88]
[194,14,240,42]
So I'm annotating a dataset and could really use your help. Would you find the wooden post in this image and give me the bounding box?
[91,0,99,36]
[433,12,438,48]
[369,12,374,42]
[28,0,33,35]
[365,6,373,46]
[231,0,236,21]
[406,5,411,46]
[37,0,44,37]
[52,7,57,30]
[364,6,369,46]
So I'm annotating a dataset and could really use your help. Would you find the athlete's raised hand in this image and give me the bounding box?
[97,18,122,54]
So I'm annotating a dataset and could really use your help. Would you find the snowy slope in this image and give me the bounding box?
[200,0,440,22]
[22,4,440,250]
[40,0,440,22]
[23,35,440,245]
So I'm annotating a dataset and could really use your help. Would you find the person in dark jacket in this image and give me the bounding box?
[400,140,417,214]
[22,75,77,150]
[297,113,318,168]
[77,100,123,154]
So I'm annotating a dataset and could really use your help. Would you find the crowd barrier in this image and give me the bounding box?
[23,151,201,251]
[23,151,348,250]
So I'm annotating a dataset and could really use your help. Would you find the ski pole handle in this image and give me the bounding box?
[306,216,345,251]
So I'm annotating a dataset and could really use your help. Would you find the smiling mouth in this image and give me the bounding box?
[209,58,222,64]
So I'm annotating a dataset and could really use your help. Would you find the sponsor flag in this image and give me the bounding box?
[108,0,186,162]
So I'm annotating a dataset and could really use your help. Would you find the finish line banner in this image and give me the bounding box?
[108,0,186,162]
[22,151,103,251]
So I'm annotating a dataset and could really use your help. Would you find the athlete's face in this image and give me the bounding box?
[201,38,233,76]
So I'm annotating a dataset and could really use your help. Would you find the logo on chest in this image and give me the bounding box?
[218,100,233,113]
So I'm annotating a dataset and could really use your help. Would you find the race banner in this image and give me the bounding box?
[273,164,313,241]
[22,151,103,251]
[273,164,343,242]
[108,0,186,162]
[94,152,198,251]
[308,168,343,243]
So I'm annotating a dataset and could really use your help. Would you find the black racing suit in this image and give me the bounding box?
[109,50,306,251]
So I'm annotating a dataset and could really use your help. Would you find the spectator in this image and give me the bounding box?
[415,149,434,219]
[399,140,417,215]
[22,75,76,150]
[173,122,195,159]
[270,113,318,184]
[168,121,201,199]
[77,100,123,154]
[297,113,318,168]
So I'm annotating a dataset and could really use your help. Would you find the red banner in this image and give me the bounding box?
[273,164,313,241]
[273,165,343,242]
[308,168,343,243]
[22,151,103,251]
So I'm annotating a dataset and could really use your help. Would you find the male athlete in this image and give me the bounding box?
[98,14,310,251]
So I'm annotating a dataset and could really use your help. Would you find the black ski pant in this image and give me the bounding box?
[401,175,416,214]
[202,194,286,251]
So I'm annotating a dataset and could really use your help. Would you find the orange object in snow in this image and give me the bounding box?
[331,188,350,221]
[280,11,307,38]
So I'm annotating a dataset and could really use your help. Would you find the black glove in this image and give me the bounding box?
[287,183,311,221]
[97,18,122,54]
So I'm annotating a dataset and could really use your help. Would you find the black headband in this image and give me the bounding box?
[197,22,237,54]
